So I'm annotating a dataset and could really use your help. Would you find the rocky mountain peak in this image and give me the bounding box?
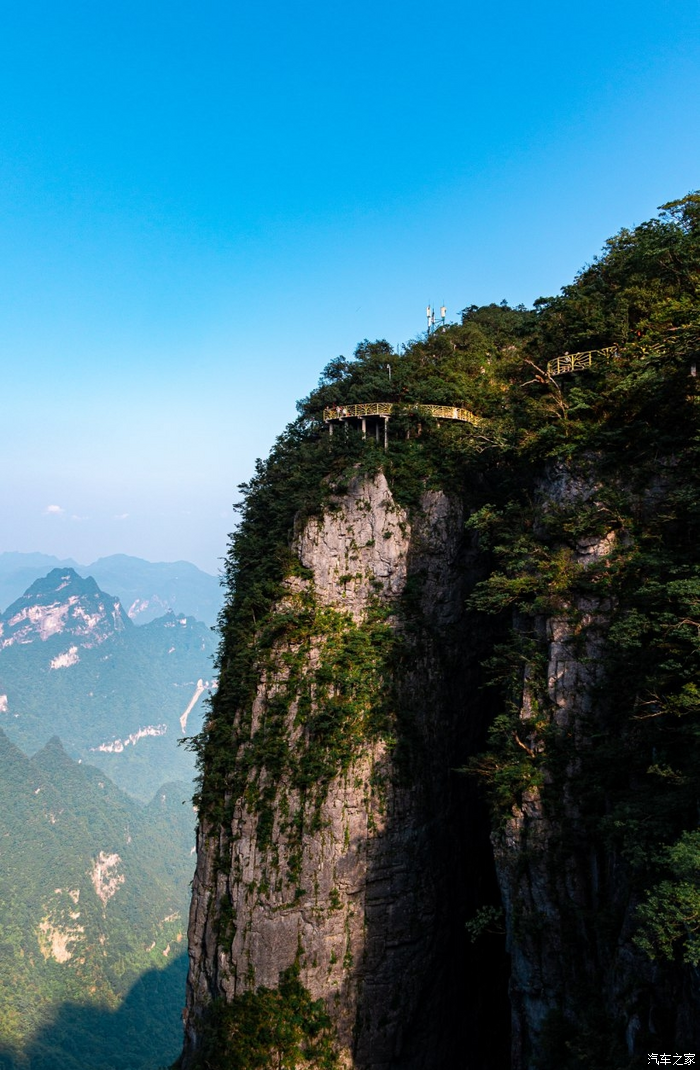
[0,567,132,648]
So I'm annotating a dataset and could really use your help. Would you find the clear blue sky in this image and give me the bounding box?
[2,0,699,573]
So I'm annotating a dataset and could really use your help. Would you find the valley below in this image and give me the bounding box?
[0,558,218,1069]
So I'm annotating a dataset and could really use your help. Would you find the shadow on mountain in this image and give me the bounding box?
[2,954,188,1070]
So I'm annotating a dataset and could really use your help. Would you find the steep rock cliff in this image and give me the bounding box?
[181,199,700,1069]
[182,472,506,1068]
[182,435,700,1070]
[485,460,700,1067]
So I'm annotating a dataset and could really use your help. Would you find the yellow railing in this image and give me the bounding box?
[546,346,619,377]
[324,403,393,419]
[323,332,697,429]
[323,402,480,425]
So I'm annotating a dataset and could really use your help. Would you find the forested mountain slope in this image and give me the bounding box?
[0,568,216,799]
[0,731,193,1069]
[180,195,700,1069]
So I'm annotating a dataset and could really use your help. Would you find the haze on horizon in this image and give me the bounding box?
[2,0,699,572]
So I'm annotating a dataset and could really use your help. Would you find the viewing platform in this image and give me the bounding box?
[323,402,480,447]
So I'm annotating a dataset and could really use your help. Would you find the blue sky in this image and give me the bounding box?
[2,0,700,573]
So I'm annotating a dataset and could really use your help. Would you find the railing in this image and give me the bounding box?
[323,332,697,431]
[546,346,620,378]
[323,402,480,425]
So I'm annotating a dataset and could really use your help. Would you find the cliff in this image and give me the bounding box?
[487,463,700,1066]
[183,472,507,1068]
[180,196,700,1069]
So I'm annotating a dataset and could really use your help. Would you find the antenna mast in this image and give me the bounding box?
[426,304,447,334]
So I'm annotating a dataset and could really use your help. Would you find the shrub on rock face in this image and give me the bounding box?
[189,966,339,1070]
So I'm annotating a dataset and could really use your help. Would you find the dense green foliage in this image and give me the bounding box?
[183,966,339,1070]
[0,731,194,1069]
[192,194,700,1063]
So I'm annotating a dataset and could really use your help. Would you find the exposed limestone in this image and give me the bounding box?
[91,724,168,754]
[182,474,487,1069]
[90,851,125,906]
[180,679,208,733]
[38,896,86,964]
[490,469,619,1065]
[50,645,80,669]
[7,598,76,643]
[37,918,84,963]
[492,471,700,1066]
[1,570,131,649]
[297,472,410,617]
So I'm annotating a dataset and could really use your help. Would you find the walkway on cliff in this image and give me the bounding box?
[546,345,620,377]
[323,328,699,447]
[546,325,699,377]
[323,402,480,424]
[322,402,481,447]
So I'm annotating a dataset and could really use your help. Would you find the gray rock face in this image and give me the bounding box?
[492,469,700,1067]
[297,472,410,616]
[0,568,131,648]
[491,471,626,1065]
[181,474,500,1068]
[182,459,700,1070]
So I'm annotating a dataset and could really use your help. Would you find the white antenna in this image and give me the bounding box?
[440,304,447,324]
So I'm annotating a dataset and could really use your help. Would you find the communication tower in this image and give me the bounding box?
[426,304,447,334]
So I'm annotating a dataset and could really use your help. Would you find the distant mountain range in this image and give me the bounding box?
[0,568,217,800]
[0,552,223,626]
[0,729,192,1070]
[0,563,218,1067]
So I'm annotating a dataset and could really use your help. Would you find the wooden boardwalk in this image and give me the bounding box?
[323,402,480,425]
[546,346,619,377]
[323,330,697,446]
[545,333,687,377]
